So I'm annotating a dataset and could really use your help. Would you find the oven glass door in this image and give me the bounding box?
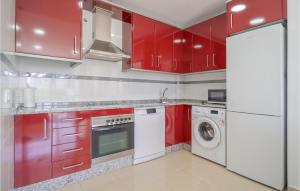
[92,123,134,159]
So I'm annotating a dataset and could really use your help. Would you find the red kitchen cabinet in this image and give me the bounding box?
[52,126,91,145]
[182,31,193,73]
[155,21,178,72]
[165,105,184,146]
[14,113,52,188]
[15,0,82,60]
[183,105,192,145]
[210,14,227,70]
[227,0,287,36]
[187,13,226,72]
[132,13,156,70]
[173,31,185,73]
[52,155,91,178]
[52,111,91,129]
[52,141,90,162]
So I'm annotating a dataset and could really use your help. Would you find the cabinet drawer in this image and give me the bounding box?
[52,112,90,129]
[53,126,91,145]
[52,141,90,162]
[52,155,91,178]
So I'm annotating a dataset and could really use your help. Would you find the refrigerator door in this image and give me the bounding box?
[227,111,286,190]
[227,24,286,116]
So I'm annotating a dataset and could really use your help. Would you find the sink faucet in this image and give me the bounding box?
[160,88,169,104]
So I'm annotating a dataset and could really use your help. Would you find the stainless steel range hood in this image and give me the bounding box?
[85,7,130,62]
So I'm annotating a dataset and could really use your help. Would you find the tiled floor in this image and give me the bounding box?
[56,150,275,191]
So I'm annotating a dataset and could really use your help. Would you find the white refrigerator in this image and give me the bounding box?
[226,23,286,190]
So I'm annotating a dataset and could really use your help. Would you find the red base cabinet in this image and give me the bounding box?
[165,105,192,147]
[183,105,192,145]
[52,111,91,178]
[14,113,52,188]
[227,0,287,36]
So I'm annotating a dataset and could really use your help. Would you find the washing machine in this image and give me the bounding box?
[192,106,226,166]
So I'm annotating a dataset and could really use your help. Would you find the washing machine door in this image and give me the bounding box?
[194,117,221,149]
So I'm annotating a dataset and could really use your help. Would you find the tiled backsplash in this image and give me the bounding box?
[2,56,226,104]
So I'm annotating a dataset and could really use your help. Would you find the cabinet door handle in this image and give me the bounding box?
[188,109,190,120]
[151,54,154,67]
[63,147,83,153]
[213,53,216,66]
[43,118,47,140]
[63,133,82,137]
[73,35,79,55]
[63,162,84,170]
[206,54,209,68]
[174,59,178,70]
[230,13,233,29]
[157,55,162,67]
[62,117,83,121]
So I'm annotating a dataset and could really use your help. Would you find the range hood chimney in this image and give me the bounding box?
[85,7,130,62]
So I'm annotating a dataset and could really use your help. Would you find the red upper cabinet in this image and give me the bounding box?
[210,14,227,70]
[15,0,82,60]
[227,0,287,36]
[173,31,184,73]
[132,13,156,70]
[155,21,177,72]
[182,31,193,73]
[14,113,52,188]
[187,13,226,72]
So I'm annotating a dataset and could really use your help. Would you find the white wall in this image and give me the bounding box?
[288,0,300,190]
[0,0,15,190]
[179,71,226,100]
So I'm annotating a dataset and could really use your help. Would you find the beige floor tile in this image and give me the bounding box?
[79,172,117,191]
[56,151,277,191]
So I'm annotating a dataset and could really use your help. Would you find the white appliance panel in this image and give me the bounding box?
[227,111,286,190]
[134,107,165,164]
[227,24,285,116]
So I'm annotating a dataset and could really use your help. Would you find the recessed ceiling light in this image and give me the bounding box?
[249,17,265,26]
[34,28,46,36]
[193,44,203,49]
[34,45,42,50]
[231,4,247,13]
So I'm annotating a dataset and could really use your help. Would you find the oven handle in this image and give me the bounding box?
[92,126,126,132]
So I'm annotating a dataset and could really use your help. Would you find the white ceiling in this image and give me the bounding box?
[103,0,226,29]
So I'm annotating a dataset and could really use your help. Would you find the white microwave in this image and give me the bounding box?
[208,89,226,103]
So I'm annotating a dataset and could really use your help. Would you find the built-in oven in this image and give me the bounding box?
[91,114,134,163]
[208,89,226,103]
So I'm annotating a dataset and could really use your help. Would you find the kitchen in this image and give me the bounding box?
[0,0,299,191]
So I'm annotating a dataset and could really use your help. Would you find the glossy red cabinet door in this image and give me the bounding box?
[14,113,52,188]
[227,0,287,35]
[182,31,193,73]
[132,13,156,70]
[52,155,91,178]
[188,20,211,72]
[173,31,184,73]
[165,105,185,146]
[210,14,226,70]
[155,21,177,72]
[15,0,82,60]
[183,105,192,145]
